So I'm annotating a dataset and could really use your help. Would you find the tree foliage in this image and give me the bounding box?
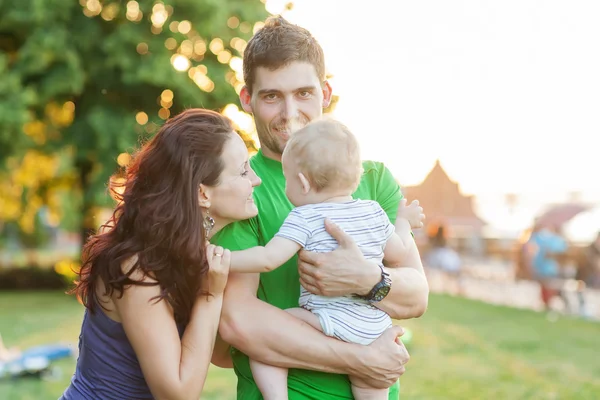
[0,0,267,243]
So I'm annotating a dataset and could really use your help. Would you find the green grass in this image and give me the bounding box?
[0,291,235,400]
[399,296,600,399]
[1,291,599,400]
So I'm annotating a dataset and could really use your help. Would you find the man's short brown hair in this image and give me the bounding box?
[243,16,326,93]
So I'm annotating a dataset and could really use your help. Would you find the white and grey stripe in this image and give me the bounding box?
[276,199,394,345]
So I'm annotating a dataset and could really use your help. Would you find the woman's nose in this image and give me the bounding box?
[250,170,261,187]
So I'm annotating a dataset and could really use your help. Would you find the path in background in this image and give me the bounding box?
[426,259,600,321]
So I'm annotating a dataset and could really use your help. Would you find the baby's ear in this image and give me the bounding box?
[298,172,311,194]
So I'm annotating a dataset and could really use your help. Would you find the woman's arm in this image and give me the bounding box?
[115,280,222,400]
[116,247,229,400]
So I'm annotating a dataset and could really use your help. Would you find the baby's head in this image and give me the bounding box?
[281,118,362,206]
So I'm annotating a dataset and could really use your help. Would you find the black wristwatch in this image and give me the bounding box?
[358,265,391,303]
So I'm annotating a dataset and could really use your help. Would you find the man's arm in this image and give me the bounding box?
[376,236,429,319]
[214,219,409,388]
[219,271,408,388]
[369,165,429,318]
[211,334,233,368]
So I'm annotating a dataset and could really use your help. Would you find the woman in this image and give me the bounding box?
[61,109,261,399]
[575,232,600,316]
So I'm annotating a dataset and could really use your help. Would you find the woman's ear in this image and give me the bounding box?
[298,173,312,194]
[198,184,212,208]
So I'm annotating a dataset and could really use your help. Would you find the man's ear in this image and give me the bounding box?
[198,184,212,208]
[240,86,253,113]
[322,80,333,109]
[298,173,311,194]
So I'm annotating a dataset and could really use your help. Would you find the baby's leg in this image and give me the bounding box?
[285,307,323,332]
[250,308,322,400]
[349,376,389,400]
[319,306,392,400]
[250,359,289,400]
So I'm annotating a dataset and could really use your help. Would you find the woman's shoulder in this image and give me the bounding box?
[121,254,158,283]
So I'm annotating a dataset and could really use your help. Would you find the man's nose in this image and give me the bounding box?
[283,97,299,120]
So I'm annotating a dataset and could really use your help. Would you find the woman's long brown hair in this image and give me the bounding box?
[71,108,234,326]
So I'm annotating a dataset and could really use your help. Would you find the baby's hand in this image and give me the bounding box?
[397,199,425,229]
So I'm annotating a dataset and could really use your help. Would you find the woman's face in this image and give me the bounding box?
[204,133,261,232]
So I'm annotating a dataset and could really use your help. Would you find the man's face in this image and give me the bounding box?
[240,61,332,160]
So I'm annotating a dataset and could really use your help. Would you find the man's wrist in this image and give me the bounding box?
[357,262,383,296]
[339,342,370,377]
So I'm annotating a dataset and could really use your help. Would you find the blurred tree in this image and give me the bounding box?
[0,0,267,245]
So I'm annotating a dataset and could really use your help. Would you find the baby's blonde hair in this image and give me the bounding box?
[283,117,362,193]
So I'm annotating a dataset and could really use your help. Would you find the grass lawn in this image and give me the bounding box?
[0,291,598,400]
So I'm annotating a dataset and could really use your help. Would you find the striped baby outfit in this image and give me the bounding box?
[276,199,394,345]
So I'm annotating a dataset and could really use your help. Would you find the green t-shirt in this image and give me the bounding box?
[212,150,403,400]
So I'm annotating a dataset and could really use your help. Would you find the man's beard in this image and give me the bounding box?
[256,118,307,155]
[257,131,285,155]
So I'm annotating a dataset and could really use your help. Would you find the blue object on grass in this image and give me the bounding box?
[20,344,73,361]
[0,343,74,379]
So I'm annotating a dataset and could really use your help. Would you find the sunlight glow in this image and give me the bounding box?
[282,0,600,232]
[171,54,190,72]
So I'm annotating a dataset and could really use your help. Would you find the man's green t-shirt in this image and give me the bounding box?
[212,150,403,400]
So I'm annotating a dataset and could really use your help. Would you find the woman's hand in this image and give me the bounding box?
[205,244,230,296]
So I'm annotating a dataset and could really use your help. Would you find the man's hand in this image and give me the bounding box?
[298,218,380,297]
[351,325,410,389]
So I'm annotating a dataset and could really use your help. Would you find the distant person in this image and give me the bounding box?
[583,232,600,288]
[575,232,600,317]
[530,223,568,312]
[0,334,19,362]
[515,227,536,281]
[426,224,462,294]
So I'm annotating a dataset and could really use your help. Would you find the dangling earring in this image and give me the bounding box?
[203,209,215,238]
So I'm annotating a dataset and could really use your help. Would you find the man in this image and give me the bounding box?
[213,16,429,399]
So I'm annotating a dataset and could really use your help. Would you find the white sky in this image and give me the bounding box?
[263,0,600,238]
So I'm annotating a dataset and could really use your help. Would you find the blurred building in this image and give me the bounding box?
[402,159,486,253]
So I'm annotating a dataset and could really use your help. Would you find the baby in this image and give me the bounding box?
[230,118,424,400]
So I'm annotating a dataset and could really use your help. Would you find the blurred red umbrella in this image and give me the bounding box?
[536,203,590,227]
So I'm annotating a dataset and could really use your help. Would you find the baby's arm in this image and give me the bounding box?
[230,237,302,273]
[383,199,425,267]
[382,221,412,266]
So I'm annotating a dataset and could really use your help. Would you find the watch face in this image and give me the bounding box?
[374,286,391,301]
